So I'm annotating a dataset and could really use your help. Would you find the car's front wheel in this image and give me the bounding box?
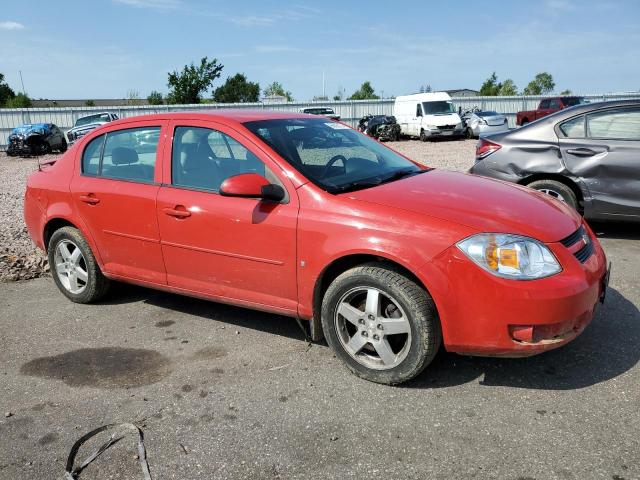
[321,264,441,385]
[48,226,110,303]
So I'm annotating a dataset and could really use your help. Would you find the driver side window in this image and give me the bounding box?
[171,126,277,192]
[416,104,423,117]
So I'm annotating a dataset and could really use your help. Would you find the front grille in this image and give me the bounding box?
[559,225,593,263]
[438,124,456,130]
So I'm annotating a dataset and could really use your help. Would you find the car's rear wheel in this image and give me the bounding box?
[528,179,579,211]
[321,264,441,385]
[48,226,110,303]
[59,140,67,153]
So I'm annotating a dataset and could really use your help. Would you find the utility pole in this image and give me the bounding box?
[322,72,325,100]
[19,70,26,95]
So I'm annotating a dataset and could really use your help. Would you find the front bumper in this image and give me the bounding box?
[423,225,608,357]
[424,127,465,138]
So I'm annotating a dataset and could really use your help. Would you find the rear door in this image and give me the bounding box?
[558,106,640,218]
[70,120,169,283]
[156,120,299,314]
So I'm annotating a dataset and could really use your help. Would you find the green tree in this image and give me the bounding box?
[263,81,293,101]
[498,79,518,96]
[85,100,95,107]
[560,89,572,95]
[0,73,16,106]
[479,72,502,96]
[523,72,555,95]
[213,73,260,103]
[348,81,379,100]
[5,93,32,108]
[167,57,224,104]
[147,91,164,105]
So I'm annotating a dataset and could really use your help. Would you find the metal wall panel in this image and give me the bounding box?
[2,93,640,148]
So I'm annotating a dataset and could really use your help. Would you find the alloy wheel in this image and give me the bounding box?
[53,240,89,294]
[334,287,412,370]
[538,188,567,203]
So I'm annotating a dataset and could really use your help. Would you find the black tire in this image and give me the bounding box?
[527,179,579,211]
[465,128,474,139]
[419,129,428,142]
[520,119,529,126]
[48,226,110,303]
[59,140,67,153]
[321,263,441,385]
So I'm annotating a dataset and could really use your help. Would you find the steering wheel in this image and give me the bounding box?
[322,155,348,178]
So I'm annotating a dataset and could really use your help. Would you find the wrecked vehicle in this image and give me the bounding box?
[66,112,119,145]
[6,123,67,156]
[470,99,640,220]
[301,107,341,121]
[460,108,509,138]
[358,114,401,141]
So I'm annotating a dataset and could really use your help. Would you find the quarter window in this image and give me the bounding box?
[171,126,273,192]
[539,99,550,109]
[586,108,640,140]
[559,115,585,138]
[81,134,104,175]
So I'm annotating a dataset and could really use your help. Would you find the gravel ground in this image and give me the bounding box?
[0,139,477,283]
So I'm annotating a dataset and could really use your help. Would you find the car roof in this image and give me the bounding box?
[104,109,311,127]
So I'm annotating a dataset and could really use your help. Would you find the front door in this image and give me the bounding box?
[156,120,298,314]
[70,121,168,283]
[559,106,640,219]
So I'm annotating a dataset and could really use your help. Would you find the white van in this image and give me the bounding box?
[393,92,464,141]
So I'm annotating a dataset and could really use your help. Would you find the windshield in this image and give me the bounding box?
[244,118,423,193]
[422,101,456,115]
[76,114,110,127]
[562,97,587,107]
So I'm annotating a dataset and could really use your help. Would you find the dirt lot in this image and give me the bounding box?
[0,139,477,282]
[1,140,639,479]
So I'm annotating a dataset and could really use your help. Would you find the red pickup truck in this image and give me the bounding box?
[516,96,586,126]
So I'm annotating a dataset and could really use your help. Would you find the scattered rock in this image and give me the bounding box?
[5,411,13,418]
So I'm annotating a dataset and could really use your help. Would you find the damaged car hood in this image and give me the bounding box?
[345,170,581,243]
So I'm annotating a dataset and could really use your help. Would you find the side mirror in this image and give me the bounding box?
[219,173,285,202]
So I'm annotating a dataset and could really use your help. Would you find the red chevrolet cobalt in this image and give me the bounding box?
[24,111,609,384]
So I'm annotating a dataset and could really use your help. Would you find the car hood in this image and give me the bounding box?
[345,170,581,243]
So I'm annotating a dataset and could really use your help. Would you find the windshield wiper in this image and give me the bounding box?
[332,168,425,193]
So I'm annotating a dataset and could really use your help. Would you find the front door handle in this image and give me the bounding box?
[79,194,100,205]
[163,206,191,218]
[566,148,601,157]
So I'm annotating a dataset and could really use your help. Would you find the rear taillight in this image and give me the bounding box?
[476,138,501,160]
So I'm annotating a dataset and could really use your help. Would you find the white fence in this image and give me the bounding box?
[2,92,639,149]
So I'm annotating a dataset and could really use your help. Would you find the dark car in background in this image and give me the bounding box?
[7,123,67,156]
[66,112,119,145]
[300,107,341,121]
[470,100,640,221]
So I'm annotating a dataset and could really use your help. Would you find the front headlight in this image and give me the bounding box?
[425,124,439,130]
[457,233,561,280]
[455,122,463,129]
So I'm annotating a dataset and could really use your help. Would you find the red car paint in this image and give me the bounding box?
[24,110,608,357]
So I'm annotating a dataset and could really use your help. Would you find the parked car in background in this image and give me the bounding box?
[470,100,640,221]
[516,96,587,126]
[66,112,119,145]
[300,107,341,121]
[7,123,67,156]
[24,110,608,385]
[461,109,509,138]
[357,114,401,141]
[394,92,465,141]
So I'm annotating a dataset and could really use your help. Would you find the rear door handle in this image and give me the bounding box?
[163,206,191,218]
[566,148,601,157]
[79,194,100,205]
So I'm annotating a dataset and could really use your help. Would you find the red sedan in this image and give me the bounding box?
[23,110,609,384]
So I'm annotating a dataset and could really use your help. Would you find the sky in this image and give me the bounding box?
[1,0,639,101]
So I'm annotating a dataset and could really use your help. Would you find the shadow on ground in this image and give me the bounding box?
[98,280,639,392]
[589,220,640,240]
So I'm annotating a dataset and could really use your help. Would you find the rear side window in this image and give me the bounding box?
[559,115,585,138]
[549,99,560,109]
[100,127,160,182]
[587,108,640,140]
[539,100,550,109]
[81,135,104,175]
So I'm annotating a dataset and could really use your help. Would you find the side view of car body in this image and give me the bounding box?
[516,96,587,126]
[24,110,608,384]
[470,100,640,221]
[461,109,509,138]
[66,112,119,145]
[7,123,67,156]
